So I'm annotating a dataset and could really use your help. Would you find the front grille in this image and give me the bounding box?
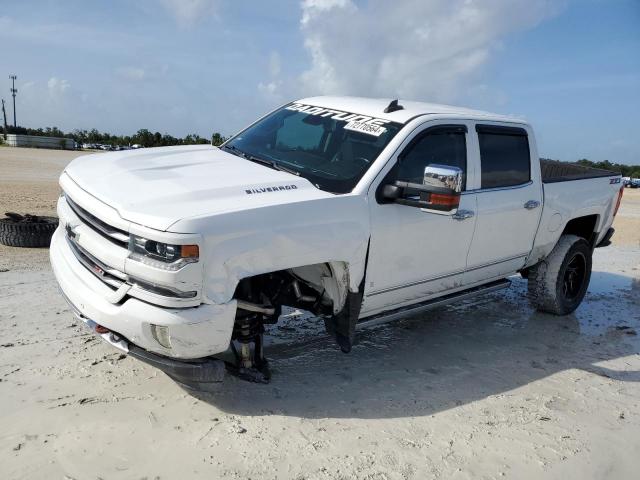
[63,194,197,302]
[65,195,129,248]
[66,229,197,300]
[66,235,126,290]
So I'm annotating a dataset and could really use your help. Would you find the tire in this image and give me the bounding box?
[0,214,59,248]
[528,234,592,315]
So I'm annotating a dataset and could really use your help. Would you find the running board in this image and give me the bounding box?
[356,279,511,330]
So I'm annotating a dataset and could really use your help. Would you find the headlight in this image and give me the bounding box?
[128,235,199,271]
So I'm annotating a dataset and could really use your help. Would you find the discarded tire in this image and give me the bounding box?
[0,212,59,248]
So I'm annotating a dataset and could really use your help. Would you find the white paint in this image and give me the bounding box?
[50,96,621,360]
[548,212,563,232]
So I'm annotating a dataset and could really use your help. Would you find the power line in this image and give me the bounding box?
[9,75,17,127]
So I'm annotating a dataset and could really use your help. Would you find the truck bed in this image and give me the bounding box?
[540,159,618,183]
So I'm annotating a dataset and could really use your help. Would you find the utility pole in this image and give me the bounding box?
[9,75,17,127]
[1,99,7,135]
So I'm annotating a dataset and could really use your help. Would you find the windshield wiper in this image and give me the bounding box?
[251,155,301,176]
[269,161,301,176]
[222,145,300,176]
[221,144,245,158]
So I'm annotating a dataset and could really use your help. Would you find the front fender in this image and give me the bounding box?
[174,195,371,305]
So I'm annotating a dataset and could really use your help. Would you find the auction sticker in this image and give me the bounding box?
[344,120,387,137]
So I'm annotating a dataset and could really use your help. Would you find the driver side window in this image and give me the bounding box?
[397,126,467,190]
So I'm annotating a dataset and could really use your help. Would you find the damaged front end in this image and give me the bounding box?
[228,261,362,383]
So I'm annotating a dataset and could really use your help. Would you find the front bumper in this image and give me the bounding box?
[63,298,225,384]
[50,226,236,360]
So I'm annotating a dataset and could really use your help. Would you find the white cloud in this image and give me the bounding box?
[160,0,219,27]
[21,81,36,91]
[297,0,564,103]
[116,66,146,81]
[258,80,281,95]
[301,0,354,25]
[268,51,282,78]
[15,78,94,129]
[47,77,71,100]
[257,51,285,102]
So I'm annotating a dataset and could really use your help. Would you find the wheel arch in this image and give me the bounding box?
[560,214,600,247]
[231,259,358,316]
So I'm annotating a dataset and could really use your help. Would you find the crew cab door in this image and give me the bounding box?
[362,123,477,317]
[464,124,543,284]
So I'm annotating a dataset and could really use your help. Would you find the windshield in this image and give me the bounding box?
[224,103,403,193]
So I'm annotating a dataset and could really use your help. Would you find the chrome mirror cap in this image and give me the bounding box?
[423,164,463,194]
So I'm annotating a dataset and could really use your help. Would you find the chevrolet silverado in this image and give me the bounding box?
[51,97,624,388]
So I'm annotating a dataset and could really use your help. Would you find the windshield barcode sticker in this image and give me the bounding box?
[344,121,387,137]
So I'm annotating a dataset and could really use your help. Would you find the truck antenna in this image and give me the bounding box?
[384,99,404,113]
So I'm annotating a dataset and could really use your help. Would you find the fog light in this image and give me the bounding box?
[150,324,172,349]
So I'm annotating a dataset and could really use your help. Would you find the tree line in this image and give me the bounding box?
[2,125,227,147]
[2,125,638,176]
[575,159,640,179]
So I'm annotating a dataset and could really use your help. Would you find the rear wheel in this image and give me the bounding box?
[528,234,592,315]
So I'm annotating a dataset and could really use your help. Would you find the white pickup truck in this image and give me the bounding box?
[51,96,624,388]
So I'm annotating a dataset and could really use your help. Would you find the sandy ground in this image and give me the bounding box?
[1,147,639,479]
[0,147,93,272]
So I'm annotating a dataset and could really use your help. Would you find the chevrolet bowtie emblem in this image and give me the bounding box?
[65,223,77,240]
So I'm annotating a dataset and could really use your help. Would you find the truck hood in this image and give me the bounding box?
[64,145,331,231]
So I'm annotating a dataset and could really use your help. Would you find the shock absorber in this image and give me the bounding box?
[229,310,271,383]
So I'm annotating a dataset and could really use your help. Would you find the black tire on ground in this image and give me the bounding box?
[527,234,592,315]
[0,215,59,248]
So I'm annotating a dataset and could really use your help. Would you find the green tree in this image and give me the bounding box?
[5,123,242,152]
[133,129,154,147]
[211,132,227,146]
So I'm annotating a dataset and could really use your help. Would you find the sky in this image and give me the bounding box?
[1,0,639,164]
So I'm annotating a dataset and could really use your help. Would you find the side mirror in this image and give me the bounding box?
[381,184,402,200]
[380,164,462,213]
[423,164,463,194]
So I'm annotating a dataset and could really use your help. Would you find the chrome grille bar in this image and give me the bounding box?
[66,235,125,290]
[66,234,197,300]
[65,195,129,247]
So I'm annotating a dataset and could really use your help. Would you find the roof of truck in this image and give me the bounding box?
[297,96,527,125]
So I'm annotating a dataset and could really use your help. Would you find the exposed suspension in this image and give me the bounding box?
[228,270,337,383]
[228,310,270,383]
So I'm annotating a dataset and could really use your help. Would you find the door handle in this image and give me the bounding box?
[452,209,475,221]
[524,200,540,210]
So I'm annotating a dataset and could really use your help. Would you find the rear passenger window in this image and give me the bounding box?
[477,125,530,189]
